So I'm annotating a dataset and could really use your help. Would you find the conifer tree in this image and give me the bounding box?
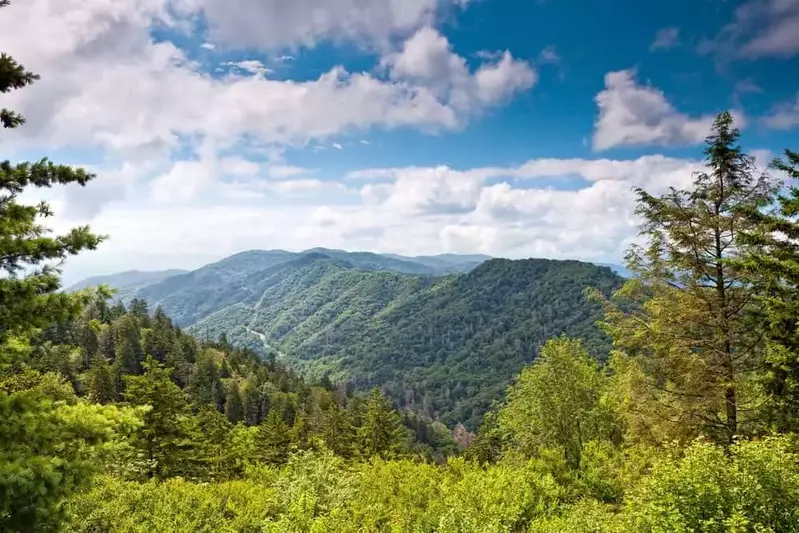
[256,410,292,465]
[124,357,200,479]
[225,380,244,424]
[0,6,129,527]
[598,112,775,445]
[356,388,408,458]
[738,150,799,431]
[87,355,117,404]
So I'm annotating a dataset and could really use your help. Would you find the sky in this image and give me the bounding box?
[1,0,798,285]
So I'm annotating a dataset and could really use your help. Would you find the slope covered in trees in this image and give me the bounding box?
[175,255,622,428]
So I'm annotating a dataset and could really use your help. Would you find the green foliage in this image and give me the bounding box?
[124,358,201,480]
[737,150,799,432]
[498,336,619,470]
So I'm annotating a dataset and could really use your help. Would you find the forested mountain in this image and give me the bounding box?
[171,256,622,428]
[70,251,621,428]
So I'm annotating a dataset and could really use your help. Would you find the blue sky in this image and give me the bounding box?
[1,0,798,284]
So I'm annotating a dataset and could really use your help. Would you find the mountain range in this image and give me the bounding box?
[68,249,625,427]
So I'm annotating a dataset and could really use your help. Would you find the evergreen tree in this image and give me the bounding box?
[86,355,116,404]
[243,382,264,426]
[597,112,775,445]
[146,307,175,364]
[256,410,292,465]
[124,357,200,479]
[0,4,125,529]
[738,149,799,432]
[128,298,150,328]
[225,380,244,424]
[320,404,356,457]
[188,351,223,409]
[356,388,408,459]
[113,315,144,375]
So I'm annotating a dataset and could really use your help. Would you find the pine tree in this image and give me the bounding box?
[86,355,116,404]
[0,8,124,527]
[356,388,408,459]
[597,112,775,445]
[225,380,244,424]
[243,382,264,425]
[256,410,292,465]
[188,351,223,408]
[124,357,200,479]
[738,150,799,432]
[113,314,144,375]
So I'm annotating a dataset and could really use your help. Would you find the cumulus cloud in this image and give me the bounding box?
[381,27,536,113]
[180,0,459,50]
[592,70,725,151]
[0,0,535,222]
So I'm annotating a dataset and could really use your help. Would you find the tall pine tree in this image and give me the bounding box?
[0,6,133,528]
[598,112,775,445]
[738,150,799,431]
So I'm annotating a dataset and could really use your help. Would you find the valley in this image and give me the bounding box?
[71,248,623,427]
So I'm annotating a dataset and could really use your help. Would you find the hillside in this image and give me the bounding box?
[190,256,623,428]
[67,251,622,427]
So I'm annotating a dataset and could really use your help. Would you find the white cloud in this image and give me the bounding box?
[382,27,536,113]
[0,0,534,224]
[763,92,799,130]
[269,165,311,179]
[538,45,560,64]
[701,0,799,59]
[650,27,680,50]
[592,69,726,151]
[182,0,456,50]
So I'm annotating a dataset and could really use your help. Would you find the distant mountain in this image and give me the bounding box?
[184,256,623,428]
[66,269,187,299]
[68,250,622,427]
[596,263,632,278]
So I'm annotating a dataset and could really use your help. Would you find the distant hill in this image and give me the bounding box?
[66,269,187,299]
[596,263,632,278]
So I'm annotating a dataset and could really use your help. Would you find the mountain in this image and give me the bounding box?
[68,251,622,427]
[186,256,623,428]
[66,269,187,299]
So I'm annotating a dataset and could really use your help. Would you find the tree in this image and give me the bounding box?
[113,314,144,376]
[738,149,799,432]
[0,3,124,528]
[225,380,244,424]
[497,336,617,469]
[597,112,775,445]
[124,357,200,479]
[86,355,117,404]
[356,388,408,459]
[256,410,292,465]
[188,351,224,410]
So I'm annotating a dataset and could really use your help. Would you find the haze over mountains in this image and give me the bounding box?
[69,248,624,427]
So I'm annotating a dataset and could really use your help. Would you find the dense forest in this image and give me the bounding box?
[4,2,799,530]
[86,250,622,428]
